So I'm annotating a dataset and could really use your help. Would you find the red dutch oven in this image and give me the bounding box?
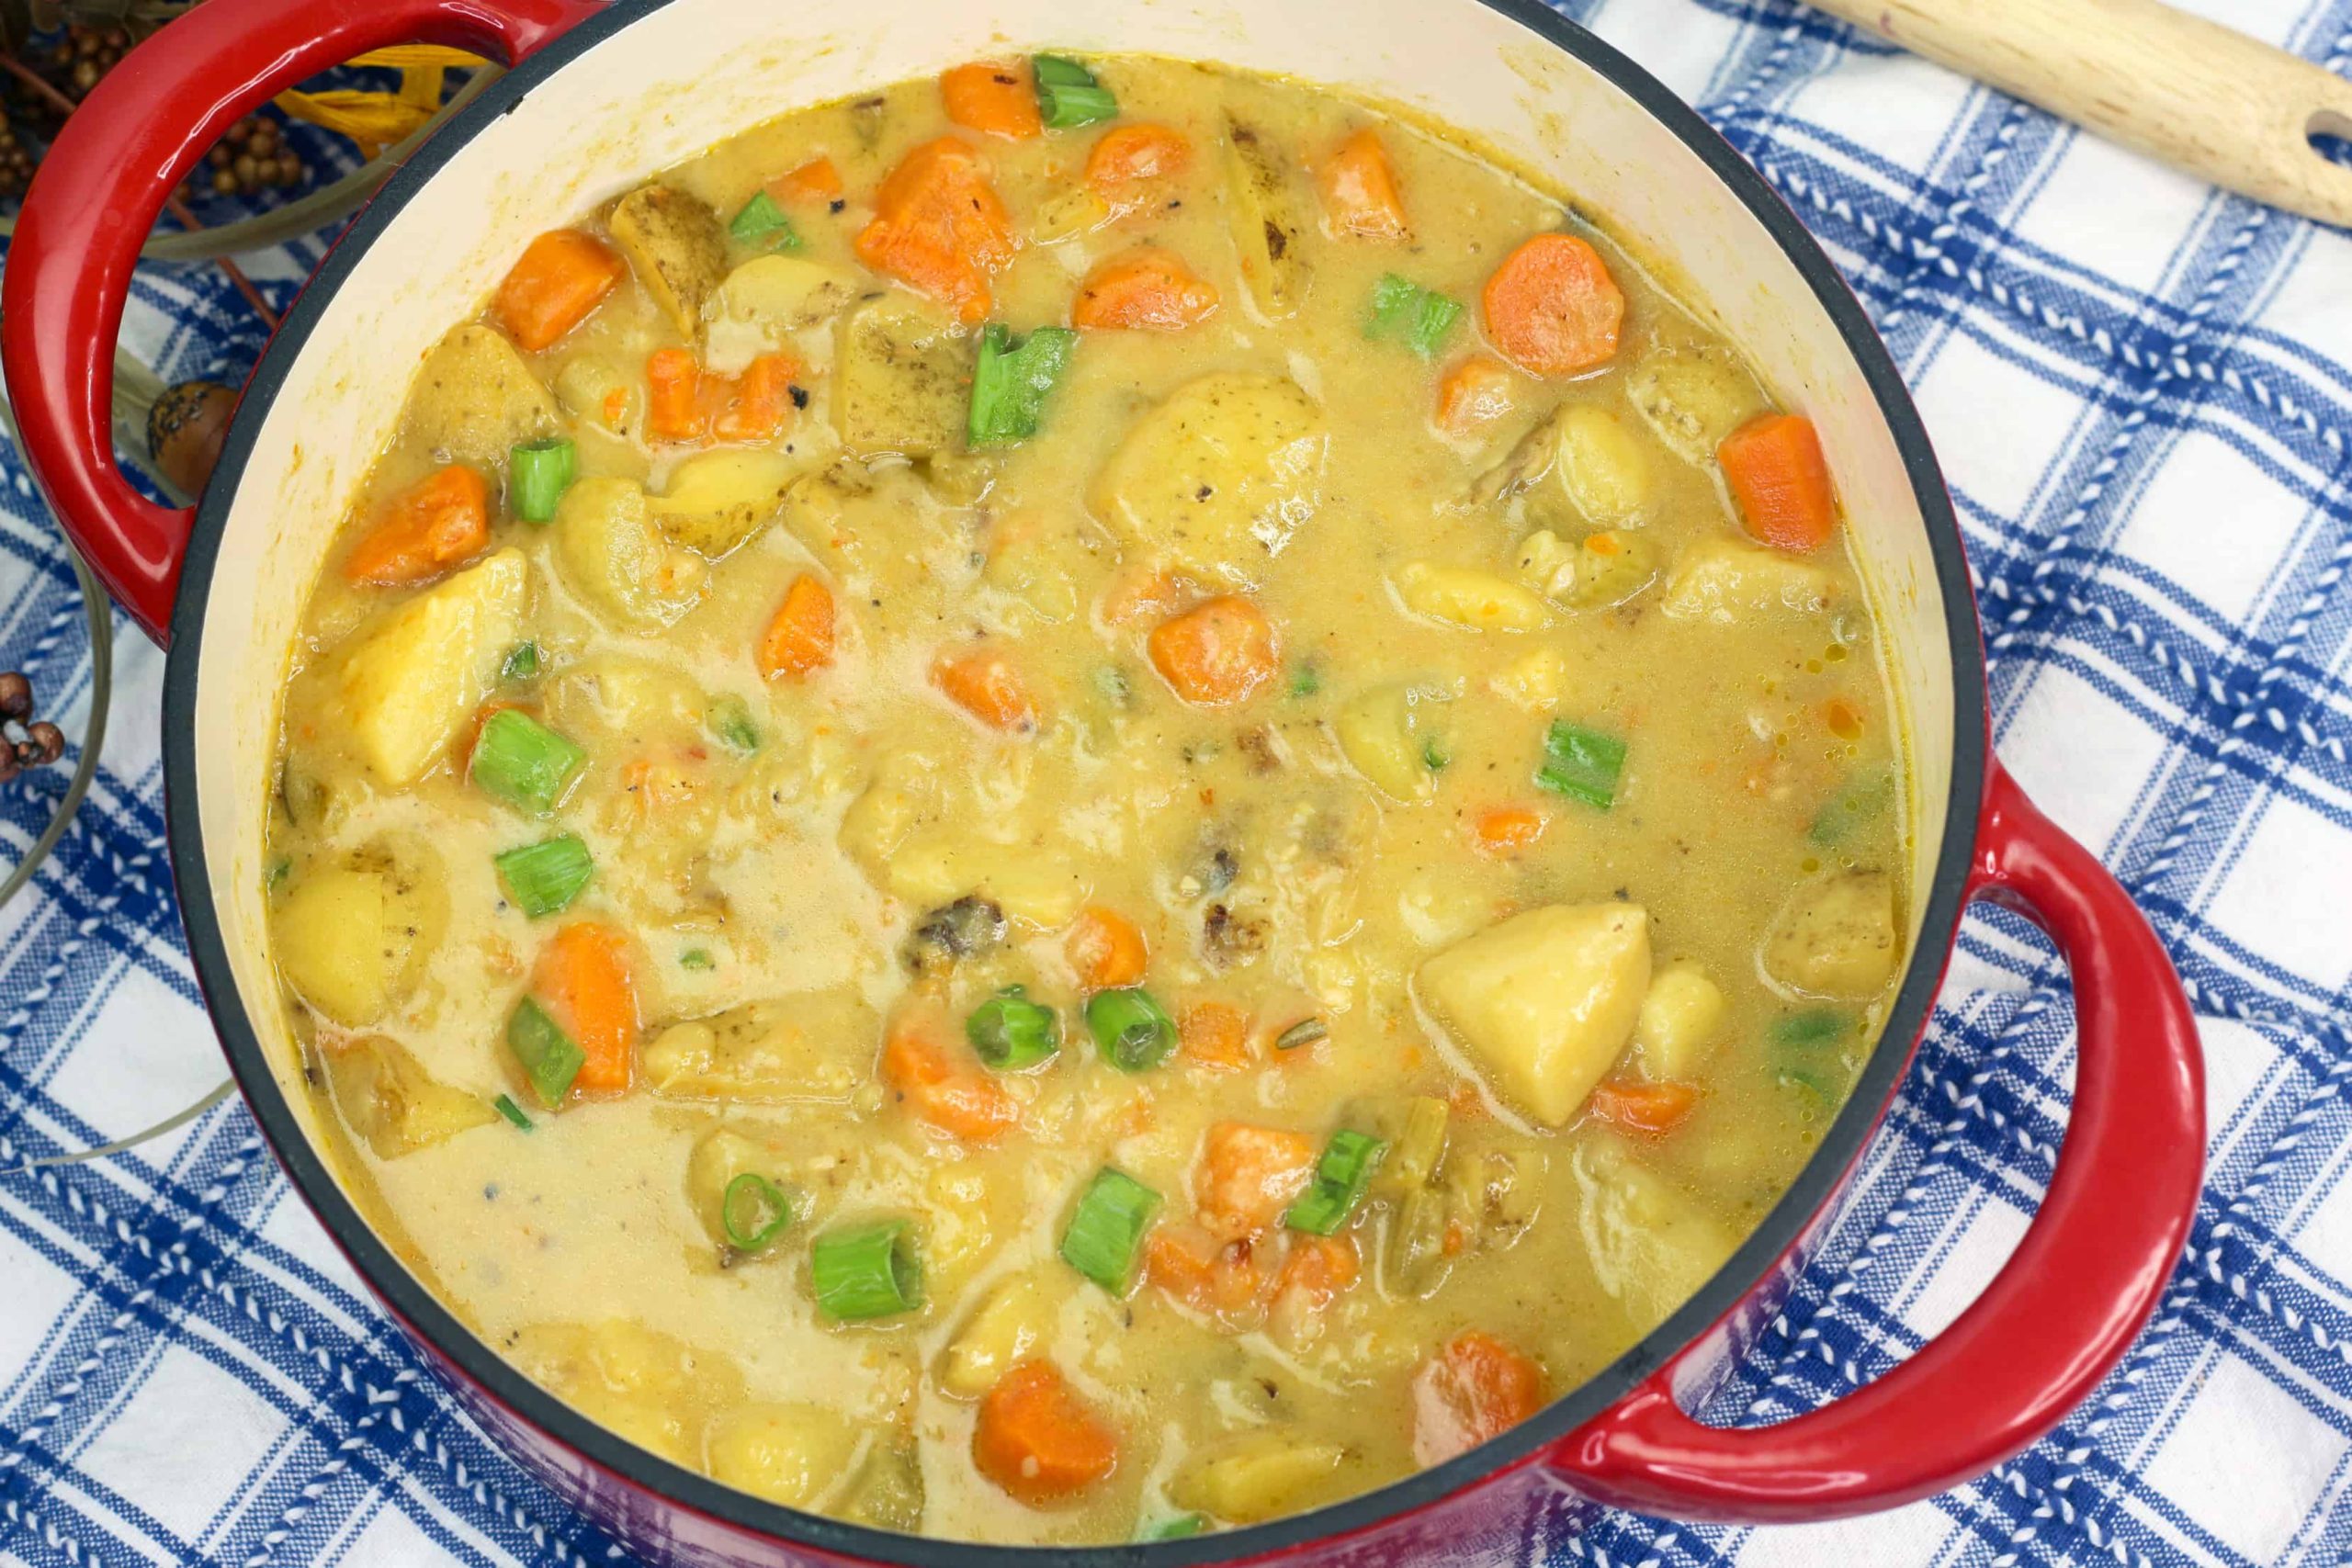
[0,0,2204,1562]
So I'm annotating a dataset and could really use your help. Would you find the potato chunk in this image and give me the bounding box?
[683,1126,797,1252]
[511,1321,741,1467]
[336,548,526,786]
[1626,346,1766,465]
[705,1403,868,1509]
[400,324,560,465]
[1391,561,1550,633]
[1633,964,1726,1079]
[1763,871,1901,998]
[939,1269,1069,1398]
[1417,903,1651,1125]
[322,1034,494,1157]
[1571,1133,1736,1326]
[275,840,447,1027]
[1171,1430,1347,1524]
[642,991,877,1102]
[1090,372,1326,586]
[552,476,709,629]
[1336,682,1445,804]
[833,292,971,458]
[1221,113,1310,318]
[606,183,728,339]
[706,254,861,369]
[1659,535,1835,624]
[649,448,811,559]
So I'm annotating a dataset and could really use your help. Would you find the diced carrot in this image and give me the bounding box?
[771,156,844,205]
[1409,1331,1545,1466]
[620,748,704,816]
[972,1361,1118,1503]
[1146,1223,1272,1325]
[1719,412,1838,552]
[1481,232,1625,378]
[1434,355,1516,434]
[1471,805,1548,856]
[934,646,1040,732]
[493,229,626,353]
[1586,1077,1699,1136]
[1179,1000,1254,1072]
[1148,595,1278,707]
[711,353,797,444]
[1066,908,1148,990]
[1070,246,1219,332]
[646,347,703,443]
[1195,1122,1318,1243]
[756,574,835,680]
[533,922,639,1096]
[343,466,492,587]
[1317,129,1409,241]
[854,136,1016,323]
[1084,123,1192,210]
[941,61,1042,140]
[881,1002,1020,1144]
[1586,531,1623,557]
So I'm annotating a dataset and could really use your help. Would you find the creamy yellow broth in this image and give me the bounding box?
[264,55,1907,1546]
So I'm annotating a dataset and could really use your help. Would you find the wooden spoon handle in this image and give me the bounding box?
[1806,0,2352,227]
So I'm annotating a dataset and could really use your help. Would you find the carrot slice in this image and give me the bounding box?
[941,61,1042,140]
[1481,233,1625,378]
[1145,1223,1272,1324]
[1067,907,1148,990]
[757,574,835,679]
[1270,1233,1360,1343]
[770,155,844,205]
[1586,1077,1699,1136]
[645,348,702,443]
[1195,1122,1319,1243]
[711,353,797,444]
[1410,1332,1545,1466]
[533,922,639,1096]
[1471,805,1548,856]
[1148,596,1278,706]
[1178,1000,1253,1072]
[881,1002,1020,1144]
[493,229,626,353]
[1317,129,1409,241]
[1085,123,1192,210]
[1434,354,1516,434]
[854,136,1016,323]
[343,466,491,586]
[1071,246,1219,332]
[934,646,1039,732]
[973,1362,1119,1503]
[1719,412,1838,552]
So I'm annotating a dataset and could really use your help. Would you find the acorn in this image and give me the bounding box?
[147,379,238,499]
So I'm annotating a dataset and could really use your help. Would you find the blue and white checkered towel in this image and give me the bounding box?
[6,0,2352,1562]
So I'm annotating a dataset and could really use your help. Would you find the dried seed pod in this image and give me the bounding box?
[0,671,28,722]
[20,722,63,766]
[147,380,237,498]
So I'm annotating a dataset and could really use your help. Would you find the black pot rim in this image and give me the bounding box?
[162,1,1989,1561]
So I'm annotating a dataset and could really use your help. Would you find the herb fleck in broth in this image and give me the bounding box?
[266,53,1905,1545]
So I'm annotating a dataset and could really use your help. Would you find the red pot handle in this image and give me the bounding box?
[0,0,605,647]
[1553,760,2202,1519]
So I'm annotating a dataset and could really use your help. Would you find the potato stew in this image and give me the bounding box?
[265,53,1907,1547]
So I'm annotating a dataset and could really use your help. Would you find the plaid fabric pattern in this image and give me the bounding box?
[3,0,2349,1561]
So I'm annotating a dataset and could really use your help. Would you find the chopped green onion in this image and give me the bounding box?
[1033,54,1117,128]
[1366,274,1464,358]
[1535,719,1626,810]
[1274,1017,1328,1051]
[1141,1514,1208,1541]
[729,189,803,249]
[707,694,761,754]
[494,834,594,918]
[679,948,715,971]
[1289,662,1322,698]
[506,997,584,1107]
[1422,735,1451,773]
[1809,768,1895,847]
[1284,1129,1386,1235]
[967,322,1079,446]
[1060,1167,1161,1292]
[502,641,542,682]
[509,437,576,523]
[492,1092,533,1131]
[811,1219,924,1321]
[266,856,291,890]
[721,1172,795,1251]
[1777,1066,1837,1106]
[471,708,586,816]
[1771,1009,1851,1049]
[1091,664,1135,706]
[967,986,1061,1071]
[1086,987,1177,1073]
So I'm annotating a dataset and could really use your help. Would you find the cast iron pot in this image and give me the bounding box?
[0,0,2206,1562]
